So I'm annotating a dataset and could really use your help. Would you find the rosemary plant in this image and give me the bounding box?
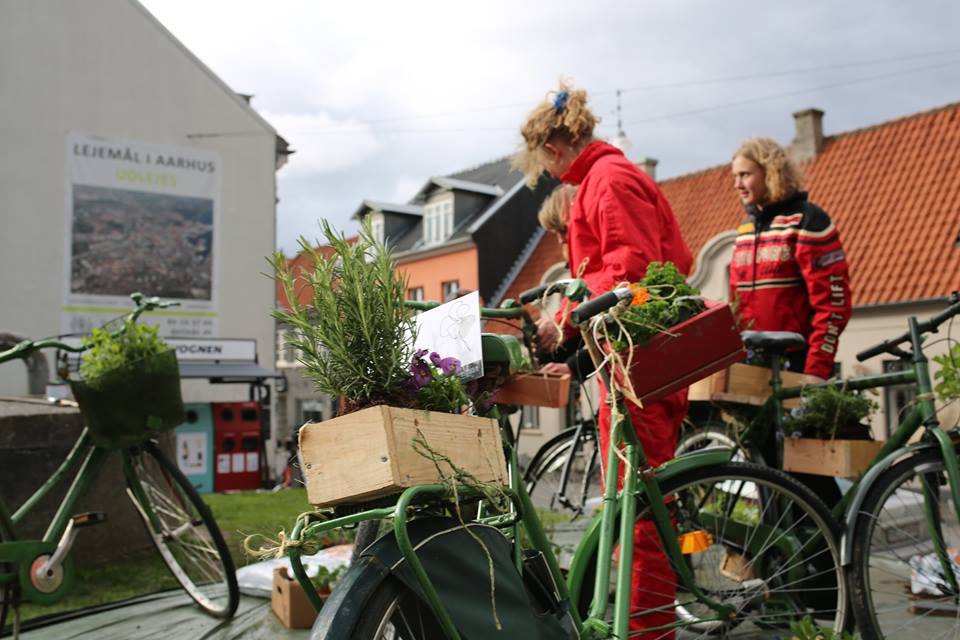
[270,220,415,411]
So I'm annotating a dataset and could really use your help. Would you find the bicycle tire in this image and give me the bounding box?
[524,427,601,519]
[675,421,748,461]
[850,448,960,639]
[124,441,239,618]
[573,461,848,636]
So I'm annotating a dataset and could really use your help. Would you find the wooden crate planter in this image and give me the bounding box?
[495,372,571,408]
[783,437,883,479]
[612,301,746,405]
[299,405,508,507]
[688,363,821,409]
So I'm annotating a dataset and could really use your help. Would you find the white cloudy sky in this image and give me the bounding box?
[140,0,960,255]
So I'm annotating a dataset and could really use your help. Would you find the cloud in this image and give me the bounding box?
[264,111,379,175]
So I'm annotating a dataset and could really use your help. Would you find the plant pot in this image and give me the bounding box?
[783,437,884,478]
[70,349,185,450]
[495,371,571,408]
[298,405,508,508]
[606,300,746,405]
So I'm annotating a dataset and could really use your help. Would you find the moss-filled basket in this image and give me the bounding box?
[71,349,185,450]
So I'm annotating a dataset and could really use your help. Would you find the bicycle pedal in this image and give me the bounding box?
[71,512,107,527]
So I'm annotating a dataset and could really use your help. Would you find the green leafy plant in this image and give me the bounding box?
[79,319,169,387]
[784,383,877,440]
[406,349,471,413]
[309,565,347,595]
[607,261,702,350]
[789,615,857,640]
[271,220,415,412]
[933,343,960,402]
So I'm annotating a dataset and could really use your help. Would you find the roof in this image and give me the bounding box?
[658,101,960,307]
[390,156,524,253]
[412,177,504,201]
[352,199,423,221]
[499,101,960,309]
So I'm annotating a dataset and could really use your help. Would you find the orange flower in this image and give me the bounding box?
[629,284,649,306]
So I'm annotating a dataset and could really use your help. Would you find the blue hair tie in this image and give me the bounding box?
[553,90,569,113]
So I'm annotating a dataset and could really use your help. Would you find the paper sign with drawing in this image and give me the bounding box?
[413,291,483,381]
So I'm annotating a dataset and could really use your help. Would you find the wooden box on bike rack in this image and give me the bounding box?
[299,405,508,507]
[495,371,571,407]
[612,300,746,405]
[783,437,883,478]
[688,363,821,409]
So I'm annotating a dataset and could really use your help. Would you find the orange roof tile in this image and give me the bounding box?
[659,102,960,307]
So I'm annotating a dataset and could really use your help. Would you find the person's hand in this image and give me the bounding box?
[541,362,571,376]
[536,316,560,353]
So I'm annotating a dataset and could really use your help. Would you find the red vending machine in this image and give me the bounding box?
[213,401,262,492]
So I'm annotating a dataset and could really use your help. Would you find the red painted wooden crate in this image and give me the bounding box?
[608,300,745,405]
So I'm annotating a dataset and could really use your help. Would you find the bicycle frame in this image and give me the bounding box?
[0,429,107,601]
[742,312,960,587]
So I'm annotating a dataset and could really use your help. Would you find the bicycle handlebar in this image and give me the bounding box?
[569,288,633,326]
[856,291,960,362]
[403,299,527,320]
[0,292,178,364]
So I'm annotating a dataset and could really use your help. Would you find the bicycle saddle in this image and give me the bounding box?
[740,330,806,351]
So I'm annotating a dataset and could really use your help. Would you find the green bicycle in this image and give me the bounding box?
[285,283,848,639]
[0,294,238,633]
[680,292,960,639]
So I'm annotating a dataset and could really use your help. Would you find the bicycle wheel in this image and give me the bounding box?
[124,441,239,618]
[675,421,749,462]
[347,574,447,639]
[524,426,601,519]
[850,449,960,639]
[574,461,848,636]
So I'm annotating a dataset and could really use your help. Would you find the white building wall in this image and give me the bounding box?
[0,0,277,407]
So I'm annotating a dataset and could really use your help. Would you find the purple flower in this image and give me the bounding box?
[429,352,461,377]
[410,360,432,387]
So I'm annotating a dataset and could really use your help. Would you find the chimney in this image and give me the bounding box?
[636,157,658,181]
[791,108,825,163]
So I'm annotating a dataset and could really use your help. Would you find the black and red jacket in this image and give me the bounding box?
[729,192,852,379]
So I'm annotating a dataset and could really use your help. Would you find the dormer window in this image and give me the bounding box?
[368,212,385,245]
[423,196,454,245]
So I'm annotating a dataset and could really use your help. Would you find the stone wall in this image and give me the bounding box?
[0,399,161,565]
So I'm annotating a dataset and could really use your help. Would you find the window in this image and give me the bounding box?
[520,406,540,430]
[277,329,301,365]
[442,280,459,302]
[299,399,324,424]
[422,197,454,245]
[369,213,384,245]
[883,360,916,438]
[407,287,424,301]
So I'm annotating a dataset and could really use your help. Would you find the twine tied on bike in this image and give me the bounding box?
[542,257,590,347]
[410,428,508,630]
[241,510,326,560]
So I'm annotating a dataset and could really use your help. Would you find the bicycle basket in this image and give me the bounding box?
[70,349,185,449]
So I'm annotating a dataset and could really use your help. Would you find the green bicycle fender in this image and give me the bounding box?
[840,440,943,565]
[566,449,733,605]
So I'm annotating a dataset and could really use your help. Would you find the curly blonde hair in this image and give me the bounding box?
[514,81,599,186]
[733,137,805,204]
[537,184,577,234]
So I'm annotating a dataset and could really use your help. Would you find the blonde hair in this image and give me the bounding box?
[733,137,804,204]
[514,81,599,186]
[537,184,577,234]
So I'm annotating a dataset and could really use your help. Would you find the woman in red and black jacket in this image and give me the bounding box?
[516,82,692,639]
[730,137,852,380]
[730,137,852,510]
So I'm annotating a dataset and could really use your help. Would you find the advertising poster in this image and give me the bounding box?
[62,132,220,337]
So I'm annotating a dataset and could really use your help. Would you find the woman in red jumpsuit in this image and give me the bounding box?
[516,82,693,638]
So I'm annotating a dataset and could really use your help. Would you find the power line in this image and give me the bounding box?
[280,57,958,136]
[284,47,960,129]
